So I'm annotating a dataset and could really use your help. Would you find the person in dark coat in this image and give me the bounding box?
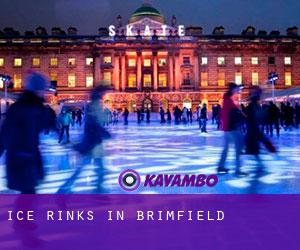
[76,109,83,126]
[146,108,150,123]
[159,107,166,123]
[174,106,181,125]
[200,103,208,133]
[245,87,276,175]
[284,102,294,130]
[189,108,193,123]
[123,108,129,125]
[0,72,56,194]
[137,109,141,124]
[268,101,280,137]
[295,102,300,128]
[167,109,172,123]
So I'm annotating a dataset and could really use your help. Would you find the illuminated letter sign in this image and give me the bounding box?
[108,25,185,37]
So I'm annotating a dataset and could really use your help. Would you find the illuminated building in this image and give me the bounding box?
[0,3,300,111]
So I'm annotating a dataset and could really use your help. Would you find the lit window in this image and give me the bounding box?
[218,72,225,86]
[128,73,137,88]
[103,56,112,64]
[68,73,76,87]
[285,72,292,86]
[143,74,152,87]
[252,72,259,85]
[235,72,242,85]
[128,58,136,67]
[200,72,208,86]
[68,58,76,66]
[158,73,167,87]
[251,57,258,65]
[284,57,292,65]
[13,74,22,88]
[14,58,22,67]
[217,57,225,65]
[86,74,94,88]
[86,58,94,66]
[158,58,167,67]
[32,57,40,67]
[50,72,57,81]
[103,72,112,85]
[50,58,58,67]
[183,57,190,65]
[234,57,242,65]
[201,57,208,65]
[0,58,4,67]
[144,59,151,67]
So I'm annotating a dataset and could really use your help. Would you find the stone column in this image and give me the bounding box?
[194,51,200,90]
[174,52,181,90]
[94,54,102,85]
[153,51,158,91]
[113,53,120,91]
[137,51,142,90]
[168,52,174,90]
[121,53,126,91]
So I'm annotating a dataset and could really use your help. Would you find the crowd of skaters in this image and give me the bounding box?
[1,70,300,194]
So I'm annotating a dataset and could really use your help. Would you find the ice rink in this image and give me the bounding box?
[1,120,300,194]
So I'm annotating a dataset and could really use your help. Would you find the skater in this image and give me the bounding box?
[137,109,141,124]
[189,108,193,123]
[217,83,246,176]
[245,87,276,176]
[71,110,76,126]
[58,109,73,143]
[0,72,56,194]
[167,109,172,123]
[146,108,150,123]
[160,107,166,123]
[174,106,181,125]
[268,101,280,137]
[295,102,300,128]
[123,108,129,125]
[76,109,83,126]
[74,85,111,192]
[200,103,208,133]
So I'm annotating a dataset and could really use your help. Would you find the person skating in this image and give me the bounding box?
[0,72,56,194]
[217,83,246,176]
[295,102,300,128]
[123,108,129,125]
[167,109,172,123]
[245,87,277,176]
[146,108,150,123]
[268,101,280,137]
[58,109,73,143]
[76,109,83,126]
[74,85,111,192]
[160,107,166,123]
[200,103,208,133]
[137,109,141,124]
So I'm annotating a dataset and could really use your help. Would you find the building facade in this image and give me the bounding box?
[0,3,300,111]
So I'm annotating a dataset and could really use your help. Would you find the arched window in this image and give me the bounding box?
[183,98,192,109]
[160,98,169,110]
[128,100,137,112]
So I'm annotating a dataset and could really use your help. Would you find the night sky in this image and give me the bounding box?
[1,0,300,35]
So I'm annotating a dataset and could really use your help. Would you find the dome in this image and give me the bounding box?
[129,3,164,23]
